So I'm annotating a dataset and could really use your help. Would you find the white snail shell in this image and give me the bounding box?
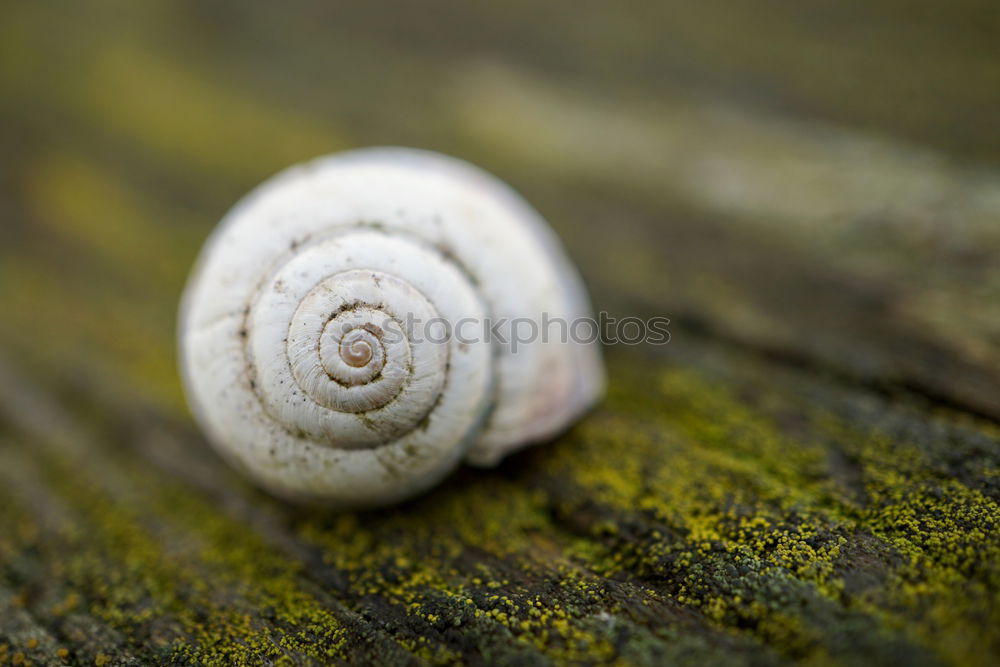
[179,147,604,507]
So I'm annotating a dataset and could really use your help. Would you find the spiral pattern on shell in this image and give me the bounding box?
[181,148,604,507]
[246,230,491,452]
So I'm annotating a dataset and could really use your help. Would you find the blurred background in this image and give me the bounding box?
[2,2,1000,665]
[3,0,1000,420]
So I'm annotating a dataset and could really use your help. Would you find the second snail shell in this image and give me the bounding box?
[180,148,604,507]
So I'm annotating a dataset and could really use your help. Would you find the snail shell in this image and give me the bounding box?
[180,147,604,507]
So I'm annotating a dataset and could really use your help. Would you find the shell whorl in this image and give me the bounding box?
[180,147,605,507]
[246,230,491,451]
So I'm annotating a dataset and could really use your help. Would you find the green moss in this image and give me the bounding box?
[521,358,998,664]
[1,2,999,663]
[0,444,351,665]
[3,345,998,664]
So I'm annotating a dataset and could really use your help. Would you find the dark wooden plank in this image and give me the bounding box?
[1,1,998,665]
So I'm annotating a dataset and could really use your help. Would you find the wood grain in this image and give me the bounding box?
[1,1,998,665]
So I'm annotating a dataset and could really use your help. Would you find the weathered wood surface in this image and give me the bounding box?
[2,1,999,665]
